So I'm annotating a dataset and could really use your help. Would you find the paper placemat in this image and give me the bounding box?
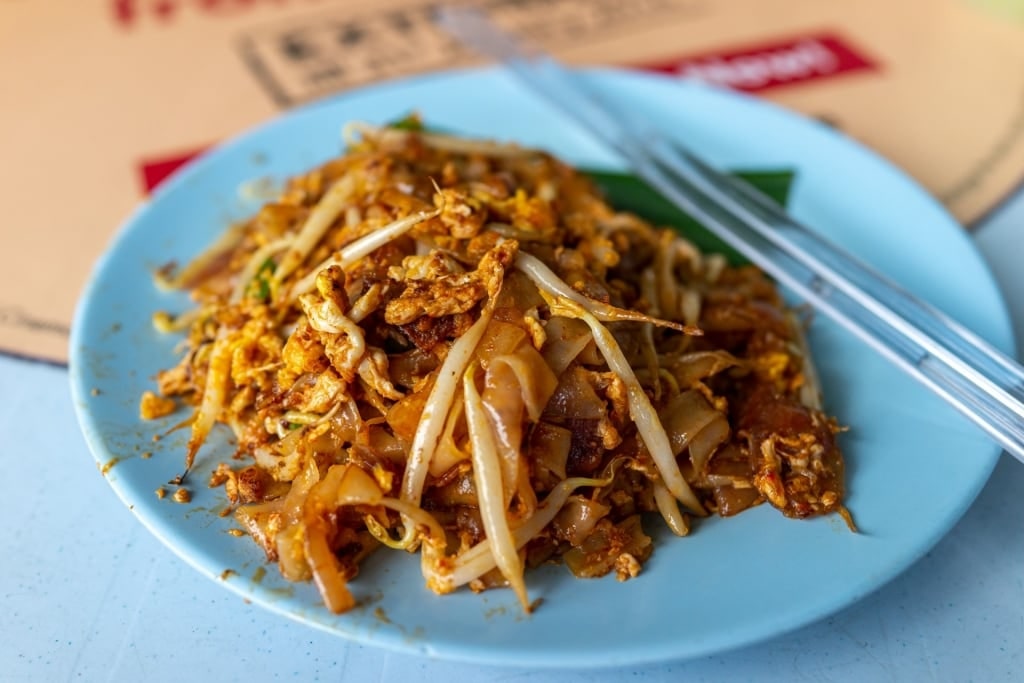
[4,0,1023,363]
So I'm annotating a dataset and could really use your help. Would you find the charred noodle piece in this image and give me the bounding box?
[148,120,848,615]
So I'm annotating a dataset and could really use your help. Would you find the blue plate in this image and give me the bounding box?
[69,67,1014,667]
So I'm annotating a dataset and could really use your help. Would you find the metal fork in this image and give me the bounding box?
[437,7,1024,463]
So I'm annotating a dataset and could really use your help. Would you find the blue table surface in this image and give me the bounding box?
[4,188,1023,683]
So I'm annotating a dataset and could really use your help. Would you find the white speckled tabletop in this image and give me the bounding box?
[3,169,1023,683]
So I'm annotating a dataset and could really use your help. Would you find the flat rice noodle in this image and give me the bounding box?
[713,486,763,516]
[300,465,353,613]
[366,422,407,466]
[234,457,319,558]
[481,337,557,502]
[545,366,606,421]
[302,463,385,613]
[463,366,529,610]
[563,515,652,579]
[253,424,307,482]
[274,522,311,582]
[704,444,761,516]
[270,458,323,580]
[477,319,528,359]
[552,495,611,546]
[234,498,284,560]
[658,389,722,458]
[386,380,432,443]
[687,414,730,475]
[668,350,740,388]
[541,316,595,376]
[281,458,322,522]
[705,444,753,480]
[387,347,439,390]
[428,468,478,507]
[493,269,545,312]
[485,345,558,424]
[428,394,469,478]
[329,398,364,444]
[527,422,572,484]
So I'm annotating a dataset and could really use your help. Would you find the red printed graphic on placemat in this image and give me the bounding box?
[139,147,206,193]
[112,0,322,28]
[638,32,878,93]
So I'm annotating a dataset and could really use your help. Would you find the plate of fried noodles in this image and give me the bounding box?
[70,67,1014,667]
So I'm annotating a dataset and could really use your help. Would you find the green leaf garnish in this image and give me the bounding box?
[582,168,794,266]
[387,113,425,132]
[249,257,277,302]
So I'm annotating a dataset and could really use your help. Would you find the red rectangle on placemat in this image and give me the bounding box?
[139,147,207,193]
[638,32,877,92]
